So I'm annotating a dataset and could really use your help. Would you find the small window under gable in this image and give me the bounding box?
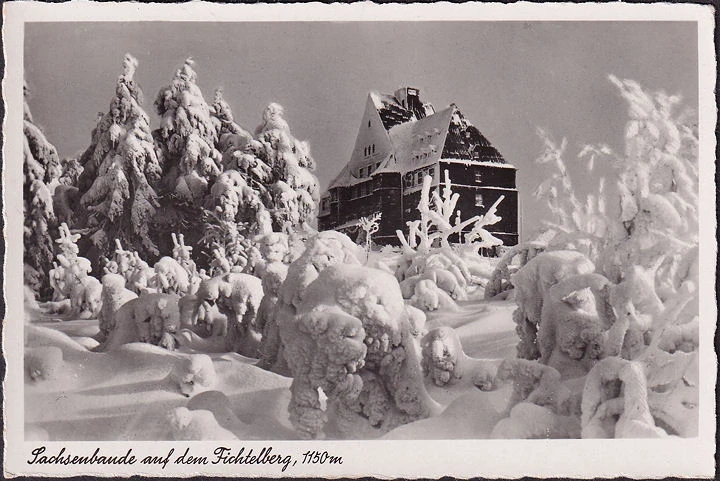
[368,120,371,128]
[372,144,375,154]
[475,193,484,207]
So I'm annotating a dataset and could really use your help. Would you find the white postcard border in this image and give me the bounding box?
[3,2,717,478]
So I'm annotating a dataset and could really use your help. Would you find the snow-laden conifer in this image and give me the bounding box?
[76,54,162,264]
[249,103,320,231]
[24,82,61,298]
[154,57,222,202]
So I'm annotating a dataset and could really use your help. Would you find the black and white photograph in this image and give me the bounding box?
[3,2,716,478]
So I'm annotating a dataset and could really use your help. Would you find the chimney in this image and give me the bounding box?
[394,87,425,119]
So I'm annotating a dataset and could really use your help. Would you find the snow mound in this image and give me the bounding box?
[167,354,217,397]
[168,407,238,440]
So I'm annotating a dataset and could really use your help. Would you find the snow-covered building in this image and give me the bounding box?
[318,87,519,249]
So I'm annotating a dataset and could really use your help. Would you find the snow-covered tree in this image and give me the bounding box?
[58,155,83,187]
[358,212,382,261]
[24,82,61,299]
[154,57,222,202]
[211,87,253,140]
[471,74,700,438]
[76,53,162,266]
[248,103,320,232]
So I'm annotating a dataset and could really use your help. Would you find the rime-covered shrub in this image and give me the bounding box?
[96,293,182,352]
[427,76,700,439]
[395,171,504,310]
[97,273,137,341]
[183,272,264,356]
[261,230,364,374]
[506,76,699,437]
[279,264,439,439]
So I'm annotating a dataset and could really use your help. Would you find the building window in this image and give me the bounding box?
[428,167,435,179]
[475,193,484,207]
[330,189,338,201]
[475,172,482,183]
[368,120,371,128]
[404,173,414,188]
[372,144,375,154]
[376,162,381,170]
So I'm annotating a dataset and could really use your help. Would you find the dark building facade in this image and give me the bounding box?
[318,87,519,251]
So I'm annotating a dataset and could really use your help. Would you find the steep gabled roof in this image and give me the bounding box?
[442,107,506,163]
[329,90,512,190]
[376,106,454,174]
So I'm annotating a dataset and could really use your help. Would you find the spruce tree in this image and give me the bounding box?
[154,57,222,202]
[76,53,162,266]
[23,82,61,298]
[249,103,319,232]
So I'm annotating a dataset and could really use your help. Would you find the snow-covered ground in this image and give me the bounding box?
[24,276,520,441]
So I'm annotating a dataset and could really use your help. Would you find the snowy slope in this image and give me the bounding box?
[24,293,519,441]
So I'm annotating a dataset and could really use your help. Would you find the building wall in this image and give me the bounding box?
[439,161,516,189]
[321,162,519,249]
[348,96,394,175]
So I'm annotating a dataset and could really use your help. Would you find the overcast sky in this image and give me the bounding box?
[25,21,698,237]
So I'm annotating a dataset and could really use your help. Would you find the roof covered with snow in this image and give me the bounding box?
[375,106,454,174]
[328,88,513,189]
